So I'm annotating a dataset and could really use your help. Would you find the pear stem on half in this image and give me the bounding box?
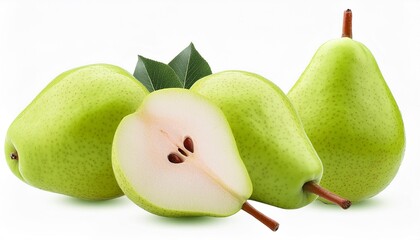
[342,9,353,39]
[241,201,279,232]
[303,181,352,209]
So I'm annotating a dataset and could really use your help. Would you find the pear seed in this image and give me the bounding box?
[183,137,194,153]
[167,153,184,164]
[178,148,188,157]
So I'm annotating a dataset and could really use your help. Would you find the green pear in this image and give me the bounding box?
[4,64,149,200]
[191,71,350,209]
[287,10,405,202]
[112,88,278,231]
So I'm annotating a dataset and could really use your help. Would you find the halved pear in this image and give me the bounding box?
[112,88,278,231]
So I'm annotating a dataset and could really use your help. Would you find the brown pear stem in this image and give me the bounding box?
[241,201,279,232]
[342,9,353,38]
[303,181,352,209]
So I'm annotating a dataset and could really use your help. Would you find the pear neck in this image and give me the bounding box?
[342,9,353,39]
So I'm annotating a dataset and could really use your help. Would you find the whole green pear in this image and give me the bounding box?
[4,64,149,200]
[287,10,405,202]
[191,71,326,209]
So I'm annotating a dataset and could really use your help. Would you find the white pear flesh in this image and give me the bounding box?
[112,88,252,217]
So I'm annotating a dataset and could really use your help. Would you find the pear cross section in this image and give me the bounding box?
[112,89,253,217]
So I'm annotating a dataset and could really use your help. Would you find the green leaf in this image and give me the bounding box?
[133,56,183,92]
[169,43,212,89]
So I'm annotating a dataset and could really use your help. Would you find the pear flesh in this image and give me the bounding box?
[4,64,149,200]
[112,88,253,217]
[288,36,405,202]
[191,71,323,209]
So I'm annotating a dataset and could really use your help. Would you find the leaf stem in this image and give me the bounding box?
[342,9,353,39]
[303,181,352,209]
[241,201,279,232]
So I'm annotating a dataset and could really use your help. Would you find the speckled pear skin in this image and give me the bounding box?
[191,71,323,209]
[287,38,405,202]
[4,64,149,200]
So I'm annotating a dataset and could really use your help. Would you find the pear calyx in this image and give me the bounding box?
[342,9,353,39]
[10,152,19,161]
[303,181,352,209]
[242,201,279,231]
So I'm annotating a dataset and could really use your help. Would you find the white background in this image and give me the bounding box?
[1,0,419,239]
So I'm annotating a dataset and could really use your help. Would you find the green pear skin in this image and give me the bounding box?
[288,38,405,202]
[191,71,323,209]
[5,64,149,200]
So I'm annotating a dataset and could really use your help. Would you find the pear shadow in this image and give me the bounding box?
[57,195,129,208]
[347,197,388,210]
[312,197,386,210]
[145,214,221,227]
